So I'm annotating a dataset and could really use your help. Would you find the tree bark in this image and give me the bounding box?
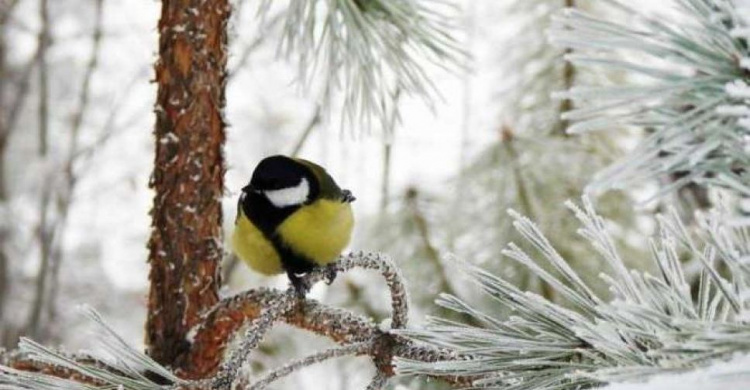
[146,0,229,371]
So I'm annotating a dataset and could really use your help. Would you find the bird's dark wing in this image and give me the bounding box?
[293,158,350,201]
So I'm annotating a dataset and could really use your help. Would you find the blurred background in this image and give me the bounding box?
[0,0,690,388]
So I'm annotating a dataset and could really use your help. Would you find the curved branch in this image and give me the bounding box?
[245,342,371,390]
[210,289,297,389]
[183,252,407,379]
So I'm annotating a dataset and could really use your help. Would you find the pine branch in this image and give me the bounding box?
[397,197,750,389]
[550,0,750,195]
[257,0,464,133]
[0,253,464,389]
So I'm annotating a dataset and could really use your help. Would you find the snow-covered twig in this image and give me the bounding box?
[365,372,389,390]
[245,342,371,390]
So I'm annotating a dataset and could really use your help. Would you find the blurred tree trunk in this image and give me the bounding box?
[0,0,12,345]
[146,0,229,371]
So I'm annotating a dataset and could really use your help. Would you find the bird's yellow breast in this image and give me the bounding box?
[232,212,283,275]
[277,199,354,266]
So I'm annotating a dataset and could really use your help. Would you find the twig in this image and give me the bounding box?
[0,0,17,345]
[46,0,106,330]
[2,44,42,141]
[37,0,49,156]
[380,86,400,212]
[366,372,389,390]
[245,342,371,390]
[289,104,321,157]
[500,128,555,300]
[404,189,450,294]
[0,0,21,25]
[27,0,52,341]
[227,12,283,80]
[380,142,391,211]
[220,253,241,285]
[553,0,576,136]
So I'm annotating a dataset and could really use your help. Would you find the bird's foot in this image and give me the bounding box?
[324,263,338,285]
[289,272,311,298]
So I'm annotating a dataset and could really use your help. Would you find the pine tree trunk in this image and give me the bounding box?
[146,0,229,372]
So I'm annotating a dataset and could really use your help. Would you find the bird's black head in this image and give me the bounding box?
[243,155,320,209]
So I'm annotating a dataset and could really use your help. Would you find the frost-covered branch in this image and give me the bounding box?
[365,372,389,390]
[397,197,750,389]
[185,251,409,380]
[550,0,750,195]
[0,252,460,389]
[245,342,371,390]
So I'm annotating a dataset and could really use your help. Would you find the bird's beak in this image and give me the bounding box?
[342,189,356,203]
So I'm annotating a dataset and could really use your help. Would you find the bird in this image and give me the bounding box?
[232,155,355,296]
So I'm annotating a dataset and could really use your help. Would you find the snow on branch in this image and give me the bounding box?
[396,197,750,389]
[0,252,458,389]
[549,0,750,195]
[256,0,465,134]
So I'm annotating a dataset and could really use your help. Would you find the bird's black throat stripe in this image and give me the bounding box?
[241,191,317,276]
[269,235,316,275]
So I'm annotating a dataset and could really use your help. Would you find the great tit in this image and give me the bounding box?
[232,155,355,295]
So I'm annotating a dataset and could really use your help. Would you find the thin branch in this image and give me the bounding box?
[227,12,283,80]
[404,189,452,299]
[380,86,400,211]
[37,0,49,156]
[380,142,391,211]
[245,342,371,390]
[0,0,21,25]
[71,65,150,171]
[2,44,42,141]
[344,279,383,322]
[0,0,18,344]
[553,0,576,136]
[27,0,52,341]
[365,372,389,390]
[500,127,554,299]
[220,253,240,285]
[45,0,106,327]
[289,104,321,157]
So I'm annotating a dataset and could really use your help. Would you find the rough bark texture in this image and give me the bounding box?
[147,0,229,370]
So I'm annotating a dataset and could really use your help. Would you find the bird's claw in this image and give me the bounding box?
[324,263,338,285]
[289,272,312,298]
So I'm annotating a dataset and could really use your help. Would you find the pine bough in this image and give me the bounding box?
[550,0,750,196]
[257,0,464,134]
[397,197,750,389]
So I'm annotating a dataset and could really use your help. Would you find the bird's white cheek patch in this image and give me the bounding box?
[265,178,310,208]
